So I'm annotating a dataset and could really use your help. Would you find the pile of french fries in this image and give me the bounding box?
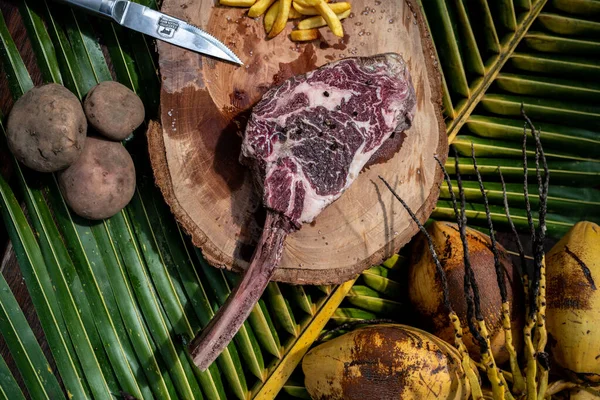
[220,0,352,41]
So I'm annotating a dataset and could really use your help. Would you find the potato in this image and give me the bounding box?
[7,83,87,173]
[58,137,135,220]
[84,81,145,141]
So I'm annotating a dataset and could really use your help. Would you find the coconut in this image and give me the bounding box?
[408,221,523,364]
[302,324,474,399]
[546,221,600,384]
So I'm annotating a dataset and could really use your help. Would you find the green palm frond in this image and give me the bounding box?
[290,0,600,395]
[426,0,600,240]
[0,0,599,399]
[0,352,25,400]
[0,3,353,399]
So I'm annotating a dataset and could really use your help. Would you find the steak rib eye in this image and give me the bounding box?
[189,53,417,369]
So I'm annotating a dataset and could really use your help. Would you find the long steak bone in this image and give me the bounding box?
[189,53,416,370]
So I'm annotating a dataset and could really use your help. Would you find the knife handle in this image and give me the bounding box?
[58,0,116,18]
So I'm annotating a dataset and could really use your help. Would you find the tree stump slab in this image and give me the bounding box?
[148,0,447,284]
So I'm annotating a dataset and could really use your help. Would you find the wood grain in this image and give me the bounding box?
[148,0,447,284]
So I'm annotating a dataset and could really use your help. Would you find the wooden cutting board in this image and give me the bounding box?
[147,0,447,284]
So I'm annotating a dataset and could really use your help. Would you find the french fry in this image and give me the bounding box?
[248,0,276,18]
[268,0,292,38]
[264,1,280,33]
[297,9,350,30]
[290,28,319,41]
[288,7,303,19]
[293,0,328,7]
[312,0,343,37]
[220,0,256,7]
[292,1,350,16]
[292,1,310,15]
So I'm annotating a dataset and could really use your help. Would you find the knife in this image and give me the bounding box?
[58,0,243,65]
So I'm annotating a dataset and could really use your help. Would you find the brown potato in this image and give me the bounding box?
[58,136,135,220]
[84,81,145,141]
[7,83,87,173]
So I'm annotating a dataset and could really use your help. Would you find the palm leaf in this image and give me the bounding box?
[361,267,402,297]
[436,0,548,140]
[466,115,600,156]
[433,200,575,238]
[38,1,86,97]
[12,6,191,398]
[1,0,599,398]
[18,0,61,84]
[524,31,600,54]
[0,173,90,399]
[552,0,600,15]
[265,283,300,337]
[281,379,311,399]
[287,286,316,316]
[15,160,122,399]
[0,105,123,400]
[439,180,600,219]
[252,280,355,398]
[0,354,25,400]
[53,9,228,398]
[453,135,599,162]
[109,213,204,399]
[346,286,403,315]
[0,263,62,400]
[509,52,600,78]
[62,9,111,89]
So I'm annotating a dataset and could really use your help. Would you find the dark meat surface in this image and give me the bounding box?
[241,53,416,227]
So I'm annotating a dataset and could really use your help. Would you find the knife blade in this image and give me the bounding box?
[59,0,243,65]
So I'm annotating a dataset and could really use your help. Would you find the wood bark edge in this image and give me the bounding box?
[147,0,448,284]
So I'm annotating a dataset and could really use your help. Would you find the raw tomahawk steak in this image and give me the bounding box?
[189,53,416,369]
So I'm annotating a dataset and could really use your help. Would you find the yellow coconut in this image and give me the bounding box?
[568,387,600,400]
[547,221,600,384]
[408,221,523,364]
[302,324,474,400]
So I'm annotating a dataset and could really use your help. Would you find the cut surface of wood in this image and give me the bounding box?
[148,0,446,284]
